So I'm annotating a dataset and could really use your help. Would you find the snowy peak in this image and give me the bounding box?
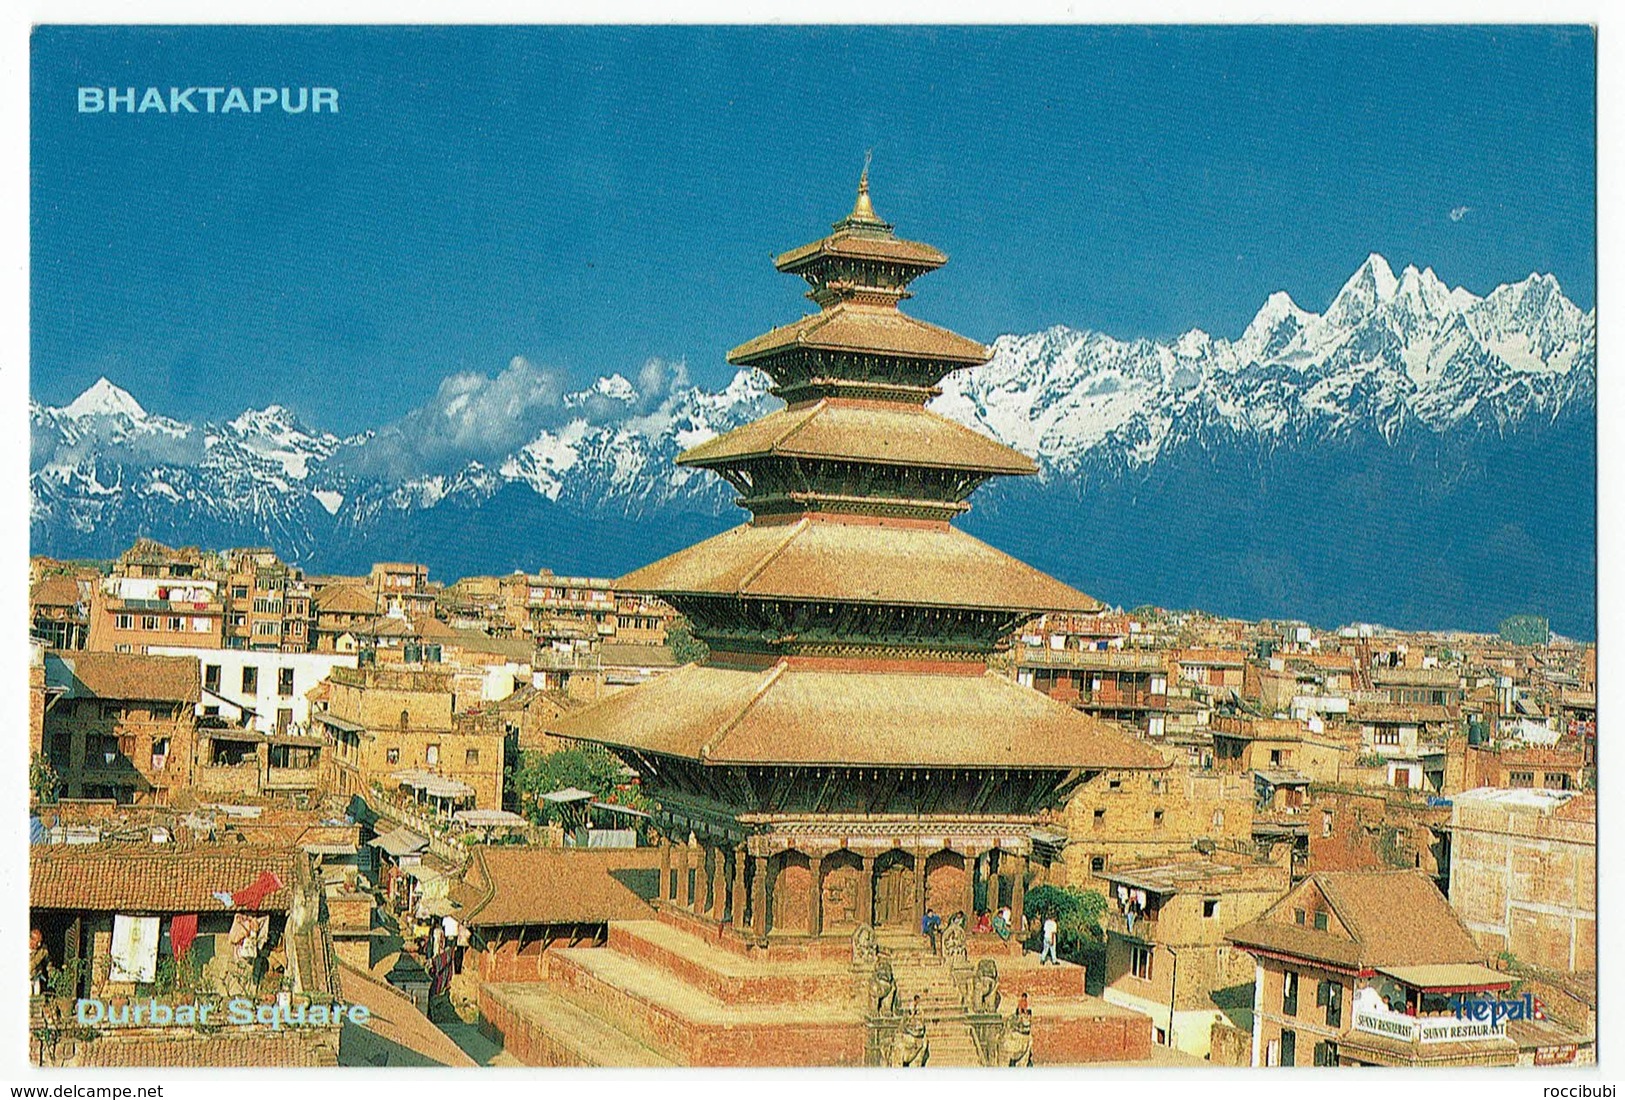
[63,377,146,419]
[1237,291,1318,365]
[1324,252,1399,327]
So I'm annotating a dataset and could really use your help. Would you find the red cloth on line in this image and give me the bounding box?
[231,871,284,910]
[170,913,198,960]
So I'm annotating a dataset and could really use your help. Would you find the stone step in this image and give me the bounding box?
[479,983,673,1068]
[544,947,864,1066]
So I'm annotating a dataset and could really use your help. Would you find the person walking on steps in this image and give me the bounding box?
[922,907,942,954]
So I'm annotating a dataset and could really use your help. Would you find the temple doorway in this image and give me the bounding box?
[873,850,915,929]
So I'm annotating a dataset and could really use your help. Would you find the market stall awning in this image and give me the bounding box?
[453,809,528,827]
[1375,964,1514,992]
[539,787,596,803]
[316,712,365,733]
[368,827,429,857]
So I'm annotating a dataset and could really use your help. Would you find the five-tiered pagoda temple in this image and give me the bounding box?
[552,171,1161,946]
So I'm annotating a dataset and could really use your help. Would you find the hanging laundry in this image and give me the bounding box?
[110,914,160,982]
[214,870,284,910]
[229,913,270,961]
[169,913,199,960]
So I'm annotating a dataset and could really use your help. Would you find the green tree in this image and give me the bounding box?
[29,753,60,805]
[512,745,651,825]
[1023,884,1109,955]
[665,620,709,665]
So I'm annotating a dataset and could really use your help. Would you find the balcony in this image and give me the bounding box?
[1102,909,1159,942]
[1018,646,1167,672]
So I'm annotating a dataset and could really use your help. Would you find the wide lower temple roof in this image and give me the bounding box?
[678,399,1037,475]
[727,302,991,365]
[549,660,1165,769]
[616,518,1103,614]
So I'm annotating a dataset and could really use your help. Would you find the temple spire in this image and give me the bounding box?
[850,152,878,222]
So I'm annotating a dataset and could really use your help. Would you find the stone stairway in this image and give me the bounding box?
[887,952,984,1067]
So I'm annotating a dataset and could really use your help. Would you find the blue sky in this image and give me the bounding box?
[31,25,1596,433]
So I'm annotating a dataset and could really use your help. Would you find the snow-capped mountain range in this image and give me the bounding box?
[30,254,1596,634]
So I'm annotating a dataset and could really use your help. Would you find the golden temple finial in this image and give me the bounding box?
[849,151,878,222]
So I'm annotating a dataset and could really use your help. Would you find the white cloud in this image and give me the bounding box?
[1449,205,1472,223]
[337,355,695,480]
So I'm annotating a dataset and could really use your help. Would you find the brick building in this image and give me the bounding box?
[29,842,340,1067]
[41,651,201,804]
[1098,857,1291,1056]
[1449,788,1595,974]
[1229,870,1518,1067]
[1062,768,1255,886]
[315,664,506,809]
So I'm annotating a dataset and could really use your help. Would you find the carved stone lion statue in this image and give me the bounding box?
[1002,1011,1034,1066]
[968,957,1001,1014]
[852,924,877,969]
[869,960,900,1017]
[891,1011,929,1067]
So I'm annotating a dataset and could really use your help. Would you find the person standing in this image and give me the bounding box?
[1039,912,1059,965]
[922,907,942,954]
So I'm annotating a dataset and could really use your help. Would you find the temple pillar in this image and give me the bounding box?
[659,834,673,903]
[961,850,975,920]
[678,836,693,909]
[987,848,1001,912]
[1012,854,1027,940]
[858,855,875,928]
[751,855,769,937]
[808,853,824,937]
[913,848,927,934]
[732,844,749,925]
[711,844,727,920]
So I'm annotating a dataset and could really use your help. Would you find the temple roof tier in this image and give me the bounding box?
[616,517,1103,615]
[549,658,1166,770]
[727,302,991,369]
[678,398,1037,476]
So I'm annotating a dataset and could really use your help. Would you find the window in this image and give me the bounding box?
[1508,771,1535,787]
[1202,898,1218,919]
[1092,809,1105,828]
[1318,979,1343,1027]
[1279,1029,1296,1067]
[1374,730,1400,746]
[466,748,480,766]
[1090,856,1106,873]
[1294,908,1306,925]
[425,744,440,766]
[386,748,400,765]
[1313,911,1328,931]
[141,615,159,631]
[1322,810,1334,837]
[1108,777,1122,791]
[1152,809,1165,829]
[278,668,295,697]
[193,617,211,632]
[1312,1040,1338,1066]
[1129,944,1153,980]
[115,613,134,630]
[241,666,259,693]
[275,708,292,734]
[204,664,221,692]
[1265,1039,1280,1067]
[1212,810,1225,830]
[1282,971,1299,1015]
[1544,772,1572,790]
[167,616,184,632]
[113,643,132,654]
